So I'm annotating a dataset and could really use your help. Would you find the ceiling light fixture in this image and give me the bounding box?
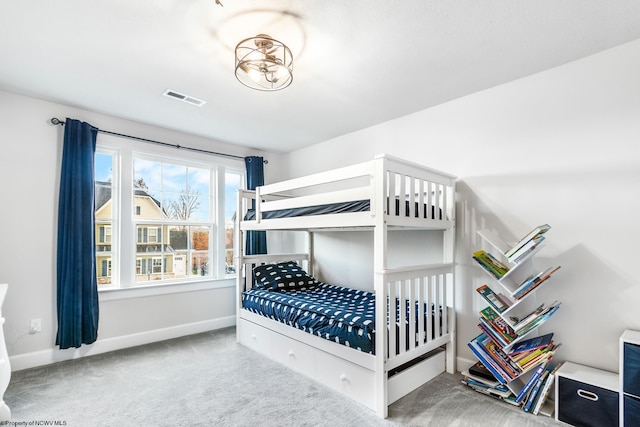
[235,34,293,91]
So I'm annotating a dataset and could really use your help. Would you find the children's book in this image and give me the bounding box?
[477,284,510,313]
[508,333,554,355]
[505,224,551,259]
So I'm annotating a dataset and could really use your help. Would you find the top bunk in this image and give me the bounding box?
[238,154,456,232]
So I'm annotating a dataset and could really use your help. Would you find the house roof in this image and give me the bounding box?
[95,181,163,213]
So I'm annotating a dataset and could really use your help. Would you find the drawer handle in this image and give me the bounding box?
[577,389,599,401]
[340,374,347,382]
[251,334,257,340]
[288,350,295,358]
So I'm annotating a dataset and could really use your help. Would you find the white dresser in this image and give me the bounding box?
[0,283,11,421]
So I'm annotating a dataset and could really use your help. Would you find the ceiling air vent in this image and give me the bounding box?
[162,89,206,107]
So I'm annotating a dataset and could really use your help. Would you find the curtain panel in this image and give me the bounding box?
[244,156,267,255]
[56,118,99,349]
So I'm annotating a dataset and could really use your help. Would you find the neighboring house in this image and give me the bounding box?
[94,181,178,285]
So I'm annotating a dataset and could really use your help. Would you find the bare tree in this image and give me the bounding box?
[167,189,201,220]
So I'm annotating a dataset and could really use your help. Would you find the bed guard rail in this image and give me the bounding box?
[378,262,455,371]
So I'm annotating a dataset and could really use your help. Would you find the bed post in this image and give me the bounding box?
[373,156,388,418]
[307,231,314,276]
[444,181,456,374]
[235,189,246,344]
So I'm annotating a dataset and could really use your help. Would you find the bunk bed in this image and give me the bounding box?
[235,154,456,418]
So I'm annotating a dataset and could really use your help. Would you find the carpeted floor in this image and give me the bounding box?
[5,327,562,426]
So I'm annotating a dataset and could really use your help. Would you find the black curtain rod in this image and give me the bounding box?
[50,117,267,163]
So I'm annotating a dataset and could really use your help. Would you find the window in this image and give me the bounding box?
[95,152,114,286]
[94,137,243,290]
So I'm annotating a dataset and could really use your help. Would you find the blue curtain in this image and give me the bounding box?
[56,118,99,349]
[245,156,267,255]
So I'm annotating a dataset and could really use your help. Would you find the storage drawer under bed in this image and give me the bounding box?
[237,316,446,412]
[238,317,378,409]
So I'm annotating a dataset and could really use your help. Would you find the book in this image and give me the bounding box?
[483,339,521,377]
[515,304,561,337]
[530,374,554,414]
[507,235,545,263]
[512,342,555,363]
[512,266,561,300]
[512,302,560,333]
[468,361,498,382]
[532,363,563,415]
[478,322,515,349]
[513,346,549,367]
[514,360,549,403]
[508,333,554,355]
[462,376,513,398]
[480,306,516,335]
[462,369,500,388]
[477,334,519,381]
[511,303,546,331]
[478,321,510,348]
[473,250,509,279]
[519,344,559,371]
[462,380,503,401]
[524,364,553,412]
[504,224,551,259]
[477,284,510,313]
[468,336,510,384]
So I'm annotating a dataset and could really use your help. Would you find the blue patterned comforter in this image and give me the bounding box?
[242,282,441,354]
[242,283,376,353]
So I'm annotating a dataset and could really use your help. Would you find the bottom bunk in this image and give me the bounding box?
[236,257,455,417]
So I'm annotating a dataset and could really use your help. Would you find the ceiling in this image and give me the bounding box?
[2,1,640,153]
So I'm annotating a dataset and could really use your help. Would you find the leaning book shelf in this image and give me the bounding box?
[465,224,562,417]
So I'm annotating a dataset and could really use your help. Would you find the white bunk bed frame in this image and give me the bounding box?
[235,154,456,418]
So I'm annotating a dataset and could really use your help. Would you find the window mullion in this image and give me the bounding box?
[120,148,134,288]
[215,166,225,277]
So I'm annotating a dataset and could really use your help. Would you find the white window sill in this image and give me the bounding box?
[98,277,236,302]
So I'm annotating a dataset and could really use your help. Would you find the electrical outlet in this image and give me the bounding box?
[30,318,42,334]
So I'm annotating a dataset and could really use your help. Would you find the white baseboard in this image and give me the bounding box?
[10,316,236,372]
[456,355,476,374]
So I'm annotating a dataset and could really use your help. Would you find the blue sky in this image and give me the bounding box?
[95,152,242,220]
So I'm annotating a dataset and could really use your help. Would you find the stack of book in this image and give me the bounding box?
[508,333,560,371]
[469,305,560,380]
[463,349,562,415]
[468,333,519,383]
[477,306,517,349]
[510,302,562,337]
[461,361,514,401]
[505,224,551,263]
[473,250,509,279]
[512,266,561,300]
[513,361,564,414]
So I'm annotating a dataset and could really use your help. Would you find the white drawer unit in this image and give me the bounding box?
[620,329,640,427]
[556,361,619,427]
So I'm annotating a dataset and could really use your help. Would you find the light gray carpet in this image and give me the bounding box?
[6,327,562,426]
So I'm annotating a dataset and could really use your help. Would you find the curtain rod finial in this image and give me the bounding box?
[50,118,64,126]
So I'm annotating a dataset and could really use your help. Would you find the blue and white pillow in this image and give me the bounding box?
[253,261,318,291]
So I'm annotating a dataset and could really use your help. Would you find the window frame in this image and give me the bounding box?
[95,134,244,299]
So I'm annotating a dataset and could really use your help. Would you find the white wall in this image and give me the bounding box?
[283,39,640,373]
[2,36,639,375]
[0,90,284,370]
